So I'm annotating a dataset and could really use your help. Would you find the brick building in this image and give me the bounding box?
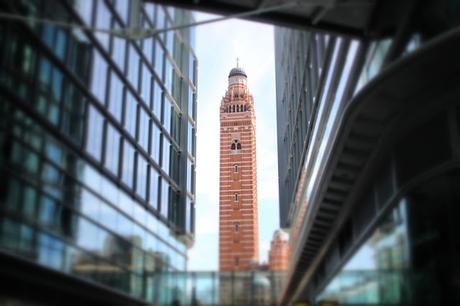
[268,230,289,271]
[219,65,259,271]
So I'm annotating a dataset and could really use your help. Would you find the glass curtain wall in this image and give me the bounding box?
[0,0,197,304]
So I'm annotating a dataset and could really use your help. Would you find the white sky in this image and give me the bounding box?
[188,13,280,270]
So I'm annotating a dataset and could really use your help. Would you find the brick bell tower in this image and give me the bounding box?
[219,62,259,271]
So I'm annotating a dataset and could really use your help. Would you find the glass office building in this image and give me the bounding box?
[0,0,197,305]
[275,3,460,305]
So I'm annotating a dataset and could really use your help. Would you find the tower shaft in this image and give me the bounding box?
[219,69,258,271]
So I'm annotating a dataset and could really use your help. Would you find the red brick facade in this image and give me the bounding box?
[219,68,259,271]
[268,230,289,271]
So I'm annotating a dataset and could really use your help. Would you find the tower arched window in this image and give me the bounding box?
[234,193,238,201]
[231,140,241,152]
[232,105,235,112]
[234,164,238,172]
[244,105,247,111]
[235,222,239,232]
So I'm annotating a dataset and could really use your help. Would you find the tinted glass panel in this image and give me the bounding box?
[149,167,159,210]
[152,80,162,120]
[138,107,149,152]
[154,40,164,78]
[140,63,152,105]
[122,140,135,188]
[124,91,137,137]
[90,51,108,104]
[162,136,170,174]
[127,44,140,91]
[136,155,148,199]
[105,123,120,175]
[151,123,161,163]
[108,70,124,122]
[95,0,110,49]
[160,179,169,218]
[86,105,104,160]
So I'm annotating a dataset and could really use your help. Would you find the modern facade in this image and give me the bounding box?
[273,2,460,305]
[219,65,259,271]
[268,229,289,272]
[0,1,197,305]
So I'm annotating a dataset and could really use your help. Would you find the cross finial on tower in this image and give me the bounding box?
[236,57,239,68]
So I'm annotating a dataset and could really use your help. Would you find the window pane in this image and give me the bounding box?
[127,44,140,91]
[41,24,55,49]
[105,123,120,175]
[99,202,118,233]
[38,57,52,89]
[188,52,195,84]
[124,91,137,137]
[108,71,124,122]
[187,122,193,154]
[38,233,64,270]
[115,0,129,23]
[138,107,149,152]
[75,0,93,25]
[39,195,57,228]
[86,105,103,160]
[95,0,110,49]
[156,6,166,29]
[112,33,126,71]
[90,50,108,104]
[136,155,148,199]
[143,37,154,65]
[154,39,164,78]
[163,98,171,134]
[186,197,192,232]
[55,29,67,60]
[122,140,135,188]
[188,86,194,118]
[187,158,193,194]
[164,59,173,93]
[140,63,151,105]
[149,167,159,210]
[166,30,174,55]
[152,80,162,119]
[160,179,169,218]
[162,136,170,174]
[151,123,161,163]
[76,217,100,251]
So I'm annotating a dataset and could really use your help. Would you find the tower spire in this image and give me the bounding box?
[236,57,239,68]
